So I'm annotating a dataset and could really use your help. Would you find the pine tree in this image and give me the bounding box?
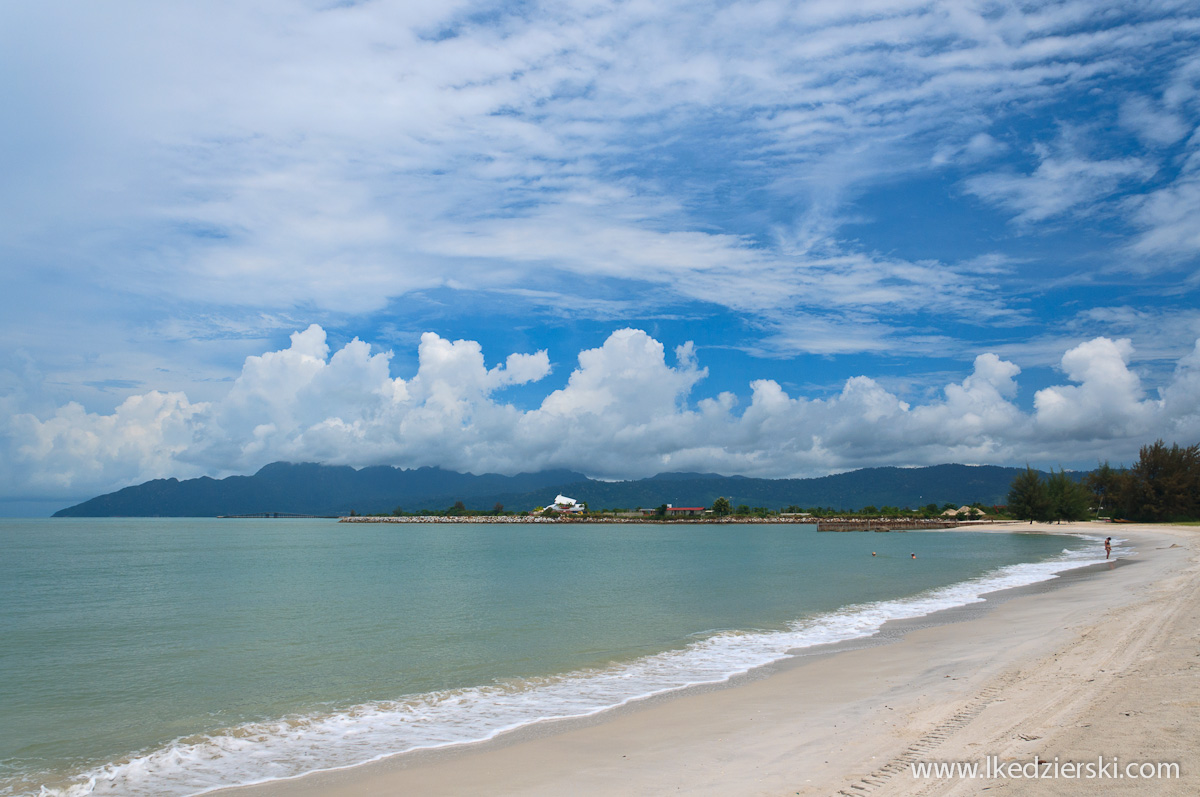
[1122,440,1200,521]
[1046,468,1091,522]
[1006,466,1051,522]
[1085,461,1124,517]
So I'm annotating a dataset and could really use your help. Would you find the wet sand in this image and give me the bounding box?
[220,522,1199,797]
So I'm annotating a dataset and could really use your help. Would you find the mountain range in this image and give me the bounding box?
[52,461,1041,517]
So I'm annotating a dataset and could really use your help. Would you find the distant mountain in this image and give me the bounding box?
[53,462,1041,517]
[461,463,1034,513]
[53,463,586,517]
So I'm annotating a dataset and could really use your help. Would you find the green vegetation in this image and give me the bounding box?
[1087,440,1200,522]
[357,499,1003,521]
[1004,439,1200,523]
[427,467,1022,521]
[53,462,1032,518]
[370,500,522,518]
[1006,466,1089,523]
[1007,466,1049,522]
[1046,469,1091,522]
[68,456,1200,523]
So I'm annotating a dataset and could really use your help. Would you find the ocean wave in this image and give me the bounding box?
[30,534,1117,797]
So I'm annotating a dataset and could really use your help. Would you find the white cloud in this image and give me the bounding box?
[1114,56,1200,263]
[9,392,209,493]
[964,138,1156,225]
[1032,337,1153,438]
[1129,173,1200,261]
[4,0,1193,364]
[7,326,1200,505]
[932,133,1008,166]
[1119,95,1189,148]
[539,330,703,420]
[1161,340,1200,442]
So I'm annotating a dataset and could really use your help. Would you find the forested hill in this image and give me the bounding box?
[52,463,587,518]
[52,462,1036,517]
[475,463,1032,514]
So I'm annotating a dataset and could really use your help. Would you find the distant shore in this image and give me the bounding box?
[337,514,985,528]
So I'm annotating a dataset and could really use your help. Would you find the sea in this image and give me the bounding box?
[0,518,1114,797]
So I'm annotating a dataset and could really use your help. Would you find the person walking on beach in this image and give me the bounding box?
[1105,537,1112,560]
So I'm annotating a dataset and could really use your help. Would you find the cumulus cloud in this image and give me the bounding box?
[1161,340,1200,442]
[1032,338,1153,438]
[10,391,208,494]
[6,326,1200,505]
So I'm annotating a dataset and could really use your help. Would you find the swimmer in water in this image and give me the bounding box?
[911,553,917,559]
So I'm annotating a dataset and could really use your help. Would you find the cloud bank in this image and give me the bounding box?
[8,326,1200,505]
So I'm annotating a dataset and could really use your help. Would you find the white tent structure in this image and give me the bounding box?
[552,494,584,513]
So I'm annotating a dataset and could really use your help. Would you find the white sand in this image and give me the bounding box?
[221,522,1199,797]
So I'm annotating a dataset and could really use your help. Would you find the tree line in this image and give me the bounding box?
[361,498,994,520]
[1007,440,1200,523]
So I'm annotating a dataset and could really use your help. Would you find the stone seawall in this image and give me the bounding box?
[816,518,965,532]
[337,516,1002,528]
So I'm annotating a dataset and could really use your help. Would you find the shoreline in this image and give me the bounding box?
[216,521,1199,797]
[337,514,982,527]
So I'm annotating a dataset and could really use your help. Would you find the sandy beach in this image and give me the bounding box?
[222,522,1199,797]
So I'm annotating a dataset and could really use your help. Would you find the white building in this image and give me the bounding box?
[550,494,585,513]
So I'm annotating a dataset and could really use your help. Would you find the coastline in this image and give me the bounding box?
[217,521,1199,796]
[336,514,972,526]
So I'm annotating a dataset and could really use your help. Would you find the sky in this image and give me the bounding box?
[3,0,1200,515]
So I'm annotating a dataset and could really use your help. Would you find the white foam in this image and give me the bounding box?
[31,534,1119,797]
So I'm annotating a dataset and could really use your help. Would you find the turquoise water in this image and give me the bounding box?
[0,519,1100,796]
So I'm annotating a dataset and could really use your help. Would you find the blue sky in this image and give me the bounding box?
[3,0,1200,514]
